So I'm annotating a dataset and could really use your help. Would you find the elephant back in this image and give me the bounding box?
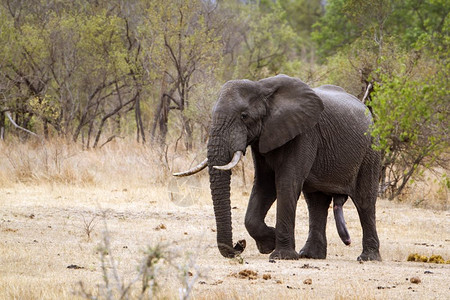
[313,85,372,127]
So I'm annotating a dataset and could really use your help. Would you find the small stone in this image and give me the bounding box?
[303,278,312,285]
[155,224,166,230]
[67,264,84,269]
[262,274,271,280]
[410,277,421,284]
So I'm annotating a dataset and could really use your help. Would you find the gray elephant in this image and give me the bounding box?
[174,75,381,261]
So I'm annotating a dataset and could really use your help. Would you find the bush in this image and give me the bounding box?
[371,66,449,199]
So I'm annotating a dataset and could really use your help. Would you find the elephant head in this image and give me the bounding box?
[175,75,325,258]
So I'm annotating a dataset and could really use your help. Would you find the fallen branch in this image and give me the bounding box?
[5,111,41,139]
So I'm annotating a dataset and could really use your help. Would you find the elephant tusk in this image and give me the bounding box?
[173,158,208,177]
[213,151,243,171]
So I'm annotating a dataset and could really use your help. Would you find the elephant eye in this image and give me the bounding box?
[240,112,249,120]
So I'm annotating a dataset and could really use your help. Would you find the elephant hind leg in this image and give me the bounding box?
[352,152,382,261]
[354,204,381,261]
[299,191,332,259]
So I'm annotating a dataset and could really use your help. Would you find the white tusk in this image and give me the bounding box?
[173,158,208,177]
[213,151,243,171]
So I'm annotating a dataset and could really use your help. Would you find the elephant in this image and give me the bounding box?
[174,74,381,261]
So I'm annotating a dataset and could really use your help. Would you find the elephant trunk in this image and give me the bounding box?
[207,137,245,258]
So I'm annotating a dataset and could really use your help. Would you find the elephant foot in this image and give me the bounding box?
[255,227,276,254]
[299,243,327,259]
[269,248,300,260]
[357,249,382,262]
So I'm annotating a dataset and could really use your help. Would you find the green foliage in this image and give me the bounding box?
[372,72,448,153]
[391,0,449,50]
[29,95,61,123]
[370,57,449,198]
[278,0,323,38]
[313,0,449,59]
[221,1,299,80]
[312,0,361,59]
[143,0,222,72]
[139,0,224,148]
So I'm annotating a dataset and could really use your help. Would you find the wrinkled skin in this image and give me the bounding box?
[205,75,381,261]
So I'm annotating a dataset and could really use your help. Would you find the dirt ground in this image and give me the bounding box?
[1,183,449,299]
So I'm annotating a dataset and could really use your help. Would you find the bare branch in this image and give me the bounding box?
[362,82,373,104]
[5,111,41,139]
[100,135,124,149]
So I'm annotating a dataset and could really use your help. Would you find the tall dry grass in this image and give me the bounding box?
[395,168,449,210]
[0,138,208,187]
[0,138,446,209]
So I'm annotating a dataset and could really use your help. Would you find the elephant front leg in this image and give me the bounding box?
[269,181,302,260]
[299,192,332,259]
[245,182,277,254]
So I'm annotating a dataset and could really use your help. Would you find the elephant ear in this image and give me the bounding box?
[258,75,324,153]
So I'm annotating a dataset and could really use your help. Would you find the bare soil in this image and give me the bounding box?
[1,184,449,299]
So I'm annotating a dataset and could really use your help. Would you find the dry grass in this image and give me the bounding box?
[0,138,213,187]
[0,140,449,299]
[396,168,449,210]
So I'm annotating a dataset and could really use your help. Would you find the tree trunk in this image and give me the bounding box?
[135,96,146,144]
[151,92,172,145]
[183,116,193,151]
[43,118,49,139]
[0,111,5,140]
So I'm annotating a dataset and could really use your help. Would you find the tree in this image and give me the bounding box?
[0,0,149,146]
[276,0,324,60]
[371,65,449,199]
[370,14,450,199]
[214,1,300,80]
[145,0,223,150]
[312,0,449,199]
[313,0,449,60]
